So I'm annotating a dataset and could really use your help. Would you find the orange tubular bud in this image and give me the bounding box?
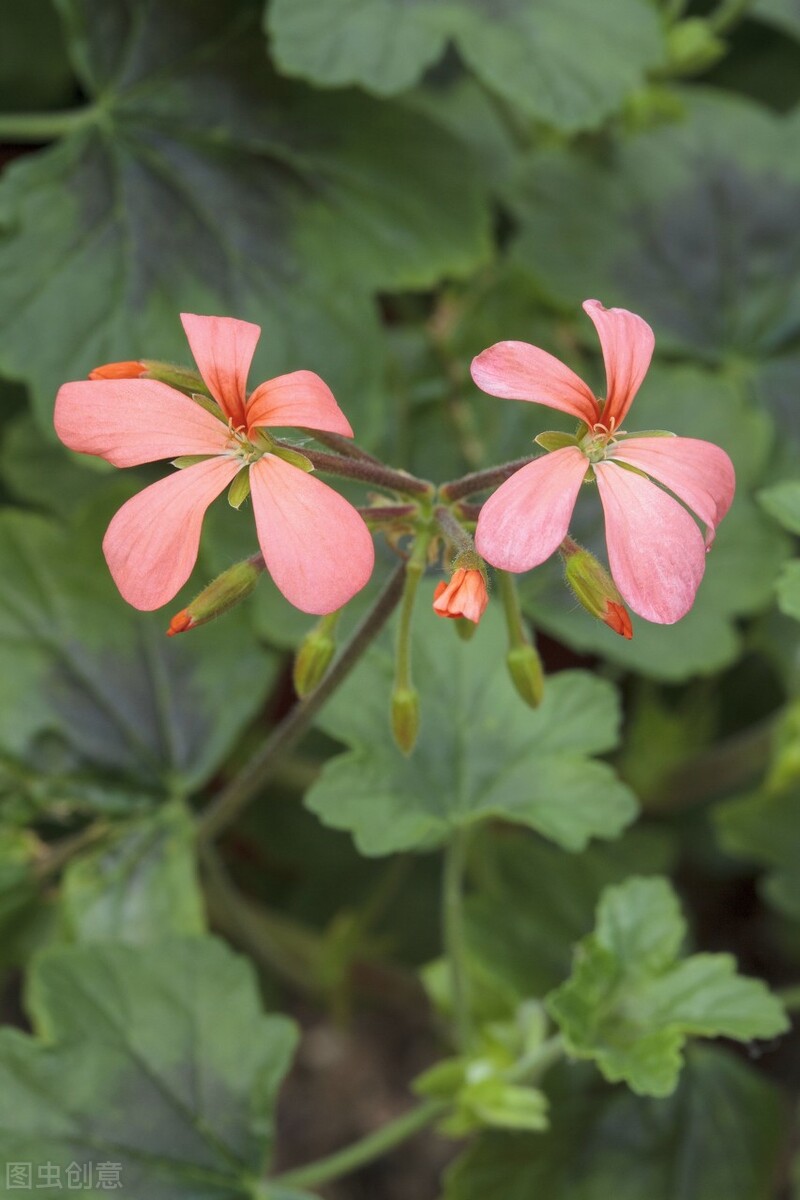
[89,360,147,380]
[560,540,633,640]
[164,558,264,636]
[166,609,194,637]
[433,567,489,625]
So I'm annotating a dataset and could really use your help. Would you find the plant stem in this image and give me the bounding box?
[34,821,109,881]
[708,0,751,32]
[443,828,472,1049]
[285,443,433,497]
[507,1035,564,1084]
[299,429,383,464]
[271,1098,447,1191]
[394,532,431,691]
[434,505,475,556]
[197,562,406,843]
[0,106,97,141]
[440,456,534,502]
[359,503,418,524]
[496,569,527,648]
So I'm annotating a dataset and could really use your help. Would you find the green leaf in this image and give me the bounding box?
[547,877,788,1096]
[463,826,675,1007]
[716,782,800,920]
[752,0,800,40]
[0,0,490,439]
[0,937,298,1197]
[0,503,278,796]
[758,480,800,534]
[777,560,800,620]
[444,1048,788,1200]
[521,365,789,681]
[0,0,75,111]
[305,609,637,855]
[62,801,205,943]
[510,91,800,368]
[267,0,666,132]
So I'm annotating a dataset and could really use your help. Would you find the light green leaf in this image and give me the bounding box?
[0,937,298,1198]
[0,0,490,439]
[305,609,637,855]
[267,0,666,132]
[759,480,800,534]
[444,1048,788,1200]
[547,877,788,1096]
[777,560,800,620]
[62,801,205,943]
[0,503,278,796]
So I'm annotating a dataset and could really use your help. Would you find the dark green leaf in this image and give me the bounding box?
[0,0,490,439]
[0,937,298,1198]
[0,503,278,795]
[268,0,665,132]
[62,800,205,942]
[444,1048,789,1200]
[547,877,788,1096]
[305,609,637,855]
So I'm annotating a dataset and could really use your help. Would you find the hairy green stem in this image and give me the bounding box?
[0,106,97,141]
[197,562,406,843]
[443,828,472,1049]
[434,505,476,556]
[299,428,384,464]
[496,569,527,649]
[440,456,534,502]
[394,532,431,691]
[272,1098,447,1191]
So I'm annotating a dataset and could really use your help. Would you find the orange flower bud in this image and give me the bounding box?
[88,360,147,381]
[433,568,488,625]
[561,540,633,639]
[165,558,263,636]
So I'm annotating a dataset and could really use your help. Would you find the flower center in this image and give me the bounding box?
[225,423,274,465]
[580,419,621,463]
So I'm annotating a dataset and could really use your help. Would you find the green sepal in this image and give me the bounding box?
[534,431,580,452]
[611,460,649,479]
[272,445,315,472]
[228,470,251,510]
[142,362,210,397]
[172,454,215,469]
[617,429,676,439]
[191,391,227,420]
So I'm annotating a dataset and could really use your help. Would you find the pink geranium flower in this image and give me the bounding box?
[54,314,375,615]
[471,300,735,624]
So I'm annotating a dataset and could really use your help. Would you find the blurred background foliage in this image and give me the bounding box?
[4,0,800,1196]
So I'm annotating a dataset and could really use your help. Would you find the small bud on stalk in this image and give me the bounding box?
[506,644,545,709]
[391,686,420,755]
[166,557,264,636]
[560,538,633,639]
[293,615,339,697]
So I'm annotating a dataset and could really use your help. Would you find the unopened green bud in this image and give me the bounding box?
[293,626,337,697]
[561,540,632,640]
[666,19,726,76]
[143,362,209,395]
[506,644,544,709]
[166,558,263,635]
[391,686,420,755]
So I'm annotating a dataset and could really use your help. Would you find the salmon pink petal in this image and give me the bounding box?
[54,379,230,467]
[247,371,353,437]
[595,461,706,624]
[249,456,374,614]
[103,457,240,610]
[583,300,654,428]
[475,447,588,573]
[609,436,735,545]
[181,313,260,427]
[471,341,600,425]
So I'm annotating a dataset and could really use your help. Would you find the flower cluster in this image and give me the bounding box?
[54,301,735,639]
